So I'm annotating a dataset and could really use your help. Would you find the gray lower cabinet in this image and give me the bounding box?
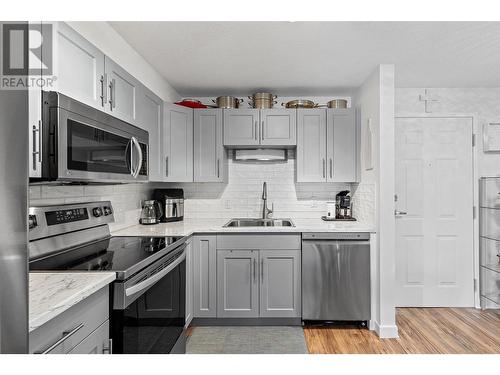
[259,250,301,318]
[217,250,260,318]
[163,103,194,182]
[194,109,226,182]
[29,287,111,354]
[68,320,111,354]
[193,235,217,317]
[137,85,163,181]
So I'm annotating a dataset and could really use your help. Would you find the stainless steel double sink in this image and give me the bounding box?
[223,218,295,227]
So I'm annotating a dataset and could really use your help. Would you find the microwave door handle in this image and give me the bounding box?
[128,138,134,176]
[125,248,186,297]
[131,137,142,178]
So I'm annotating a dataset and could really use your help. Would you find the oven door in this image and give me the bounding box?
[55,106,148,183]
[112,246,186,354]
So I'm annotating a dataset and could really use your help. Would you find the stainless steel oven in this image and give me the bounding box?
[35,91,148,183]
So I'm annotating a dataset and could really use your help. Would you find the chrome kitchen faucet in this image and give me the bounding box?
[262,182,274,219]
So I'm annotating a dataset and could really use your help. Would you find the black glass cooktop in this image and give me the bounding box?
[29,236,184,279]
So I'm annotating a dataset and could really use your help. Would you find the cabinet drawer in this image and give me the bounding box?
[68,320,110,354]
[217,234,301,250]
[29,287,109,354]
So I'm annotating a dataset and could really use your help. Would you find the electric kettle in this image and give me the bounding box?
[139,200,163,225]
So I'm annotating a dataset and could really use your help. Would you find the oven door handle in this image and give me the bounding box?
[124,248,186,297]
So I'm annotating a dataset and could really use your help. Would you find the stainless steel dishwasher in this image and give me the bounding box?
[302,232,371,323]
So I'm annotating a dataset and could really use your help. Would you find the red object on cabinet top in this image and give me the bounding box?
[174,99,208,108]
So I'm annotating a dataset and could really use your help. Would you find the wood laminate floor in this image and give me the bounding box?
[304,308,500,354]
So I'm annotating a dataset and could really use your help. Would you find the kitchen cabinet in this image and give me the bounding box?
[259,250,301,318]
[194,109,226,182]
[296,109,327,182]
[216,234,301,319]
[193,236,217,318]
[261,109,297,146]
[217,250,259,318]
[137,85,163,181]
[104,56,140,125]
[185,239,193,327]
[224,109,296,147]
[29,22,43,178]
[29,287,110,354]
[48,22,105,111]
[163,103,194,182]
[68,320,111,354]
[297,108,358,183]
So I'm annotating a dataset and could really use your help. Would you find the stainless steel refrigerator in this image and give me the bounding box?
[0,22,29,353]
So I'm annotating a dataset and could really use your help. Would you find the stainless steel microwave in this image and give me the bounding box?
[34,91,148,183]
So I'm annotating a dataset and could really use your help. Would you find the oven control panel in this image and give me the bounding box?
[28,201,115,242]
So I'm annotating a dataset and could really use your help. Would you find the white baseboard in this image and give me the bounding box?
[373,320,399,338]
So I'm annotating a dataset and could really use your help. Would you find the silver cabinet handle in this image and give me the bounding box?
[103,338,113,354]
[330,158,333,178]
[261,120,265,141]
[260,258,264,283]
[254,121,258,141]
[32,125,40,171]
[100,74,107,106]
[394,210,408,216]
[253,258,257,283]
[35,323,85,354]
[322,159,326,178]
[217,159,220,178]
[165,156,169,177]
[109,78,116,109]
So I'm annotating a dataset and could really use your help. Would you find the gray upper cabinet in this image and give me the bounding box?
[223,109,260,146]
[137,86,163,181]
[193,236,217,318]
[163,104,194,182]
[217,250,259,318]
[50,22,105,110]
[194,109,226,182]
[224,109,296,147]
[261,109,296,146]
[259,250,301,318]
[327,108,358,182]
[104,56,140,125]
[296,109,327,182]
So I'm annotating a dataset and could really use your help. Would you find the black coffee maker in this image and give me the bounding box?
[335,190,355,221]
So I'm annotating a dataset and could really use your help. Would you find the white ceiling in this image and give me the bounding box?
[109,21,500,96]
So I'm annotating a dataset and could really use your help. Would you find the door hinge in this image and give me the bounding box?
[472,134,476,147]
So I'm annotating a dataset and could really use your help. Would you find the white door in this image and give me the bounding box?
[395,117,474,307]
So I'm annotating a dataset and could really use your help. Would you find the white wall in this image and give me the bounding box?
[67,22,181,102]
[357,64,397,338]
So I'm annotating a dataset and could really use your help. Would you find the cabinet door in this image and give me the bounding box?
[193,236,217,318]
[260,250,301,318]
[104,56,139,125]
[29,22,42,178]
[185,240,193,327]
[50,22,105,110]
[223,109,260,146]
[261,109,296,146]
[217,250,259,318]
[194,109,225,182]
[163,104,193,182]
[68,320,111,354]
[327,109,357,182]
[137,86,163,181]
[296,109,327,182]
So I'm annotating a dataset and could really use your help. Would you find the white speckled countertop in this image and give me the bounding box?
[29,272,116,333]
[111,218,376,237]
